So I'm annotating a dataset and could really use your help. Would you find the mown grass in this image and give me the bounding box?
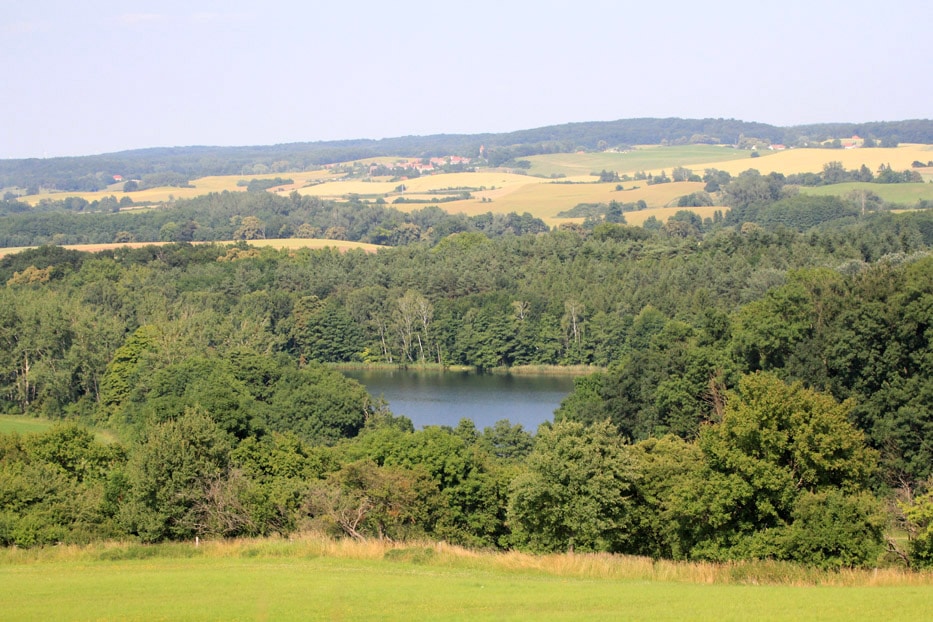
[523,145,759,178]
[0,414,55,435]
[0,413,120,443]
[1,536,930,621]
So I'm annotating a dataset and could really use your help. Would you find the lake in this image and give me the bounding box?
[341,369,577,432]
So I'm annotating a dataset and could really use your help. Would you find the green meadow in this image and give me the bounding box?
[0,414,55,435]
[523,145,763,178]
[1,538,930,621]
[800,181,933,204]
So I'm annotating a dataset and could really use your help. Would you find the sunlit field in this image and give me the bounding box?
[800,181,933,204]
[523,145,760,178]
[18,170,336,206]
[11,145,933,230]
[700,144,933,177]
[296,171,537,199]
[1,536,930,621]
[0,414,55,435]
[0,238,385,259]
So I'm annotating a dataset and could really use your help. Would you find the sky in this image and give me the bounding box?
[2,0,931,159]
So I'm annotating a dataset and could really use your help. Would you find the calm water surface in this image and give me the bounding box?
[341,369,577,431]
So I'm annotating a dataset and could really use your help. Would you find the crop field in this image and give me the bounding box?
[0,238,385,259]
[523,145,762,178]
[11,145,933,231]
[800,181,933,205]
[1,537,930,621]
[702,144,933,177]
[19,170,335,206]
[296,171,536,200]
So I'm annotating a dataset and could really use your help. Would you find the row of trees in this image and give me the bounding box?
[0,191,548,248]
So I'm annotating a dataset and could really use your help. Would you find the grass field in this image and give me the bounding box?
[1,537,930,621]
[0,413,55,435]
[0,238,385,259]
[523,145,762,178]
[0,413,120,444]
[800,181,933,204]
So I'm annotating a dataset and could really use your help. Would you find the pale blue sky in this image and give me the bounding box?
[2,0,931,158]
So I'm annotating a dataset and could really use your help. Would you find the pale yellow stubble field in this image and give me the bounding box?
[696,144,933,177]
[20,170,335,206]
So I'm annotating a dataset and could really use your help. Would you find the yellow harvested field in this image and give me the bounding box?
[462,181,708,218]
[19,170,336,206]
[11,145,933,230]
[297,172,535,199]
[0,238,384,259]
[703,145,933,176]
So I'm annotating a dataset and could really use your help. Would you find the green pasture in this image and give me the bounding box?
[524,145,762,178]
[0,414,119,443]
[0,414,55,435]
[1,541,931,621]
[799,181,933,205]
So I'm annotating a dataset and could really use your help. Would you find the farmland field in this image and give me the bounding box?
[0,238,385,259]
[18,170,336,206]
[10,145,933,229]
[523,145,762,178]
[1,538,930,621]
[703,144,933,177]
[799,181,933,205]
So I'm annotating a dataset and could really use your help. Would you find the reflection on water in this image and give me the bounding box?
[341,369,577,432]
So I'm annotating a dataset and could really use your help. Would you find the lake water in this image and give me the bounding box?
[341,369,577,432]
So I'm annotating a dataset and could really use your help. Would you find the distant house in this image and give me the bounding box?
[112,174,124,182]
[769,144,787,151]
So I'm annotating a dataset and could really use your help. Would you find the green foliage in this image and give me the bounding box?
[508,420,636,553]
[118,408,231,542]
[900,489,933,568]
[0,425,125,547]
[305,459,433,541]
[778,490,885,569]
[1,199,933,561]
[670,373,883,565]
[263,364,372,445]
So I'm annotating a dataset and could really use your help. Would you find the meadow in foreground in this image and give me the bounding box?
[1,536,931,621]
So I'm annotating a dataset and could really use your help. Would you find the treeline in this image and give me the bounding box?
[786,161,923,186]
[1,211,932,567]
[0,191,548,247]
[4,118,932,192]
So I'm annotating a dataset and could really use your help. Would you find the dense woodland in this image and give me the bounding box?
[1,201,932,568]
[2,121,933,569]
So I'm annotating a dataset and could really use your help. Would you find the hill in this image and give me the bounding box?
[2,118,932,194]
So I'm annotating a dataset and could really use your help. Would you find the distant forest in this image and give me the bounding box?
[3,118,932,192]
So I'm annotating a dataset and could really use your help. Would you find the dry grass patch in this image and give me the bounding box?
[0,238,384,258]
[5,534,931,588]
